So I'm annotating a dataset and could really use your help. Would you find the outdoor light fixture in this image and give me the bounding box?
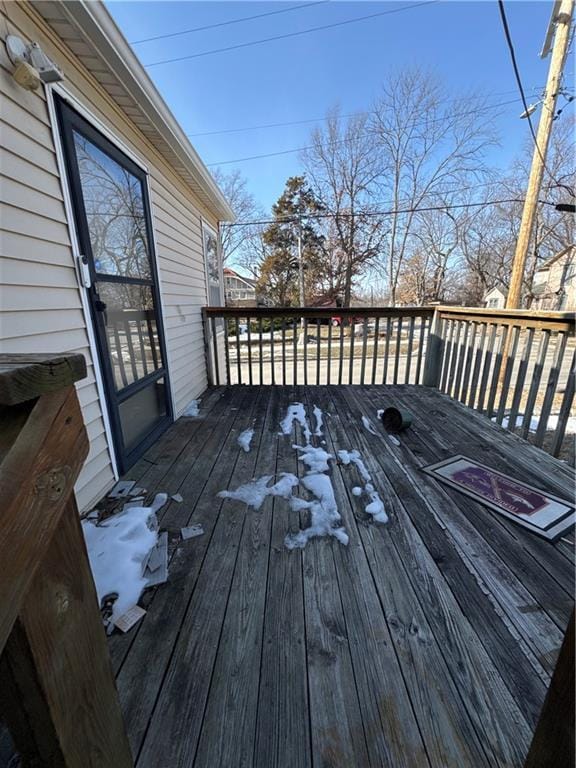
[5,34,64,91]
[520,102,540,119]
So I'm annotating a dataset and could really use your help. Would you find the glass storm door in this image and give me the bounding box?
[56,97,172,472]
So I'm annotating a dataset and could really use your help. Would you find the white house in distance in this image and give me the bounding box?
[223,266,257,305]
[531,246,576,310]
[483,286,507,309]
[0,0,234,510]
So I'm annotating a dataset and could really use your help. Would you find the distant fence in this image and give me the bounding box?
[202,305,575,459]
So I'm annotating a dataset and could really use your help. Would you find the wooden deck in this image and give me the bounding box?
[107,385,575,768]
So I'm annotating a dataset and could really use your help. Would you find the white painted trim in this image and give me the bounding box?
[49,82,149,173]
[144,174,177,420]
[44,82,119,480]
[33,0,234,221]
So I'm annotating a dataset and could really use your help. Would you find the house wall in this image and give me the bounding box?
[0,1,219,510]
[532,252,576,311]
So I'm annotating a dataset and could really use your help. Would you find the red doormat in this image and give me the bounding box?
[423,455,574,542]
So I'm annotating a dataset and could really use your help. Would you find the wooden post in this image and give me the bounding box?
[506,0,574,308]
[422,310,444,388]
[0,354,133,768]
[524,609,574,768]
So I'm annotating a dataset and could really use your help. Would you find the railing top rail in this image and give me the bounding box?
[202,306,435,319]
[435,305,575,323]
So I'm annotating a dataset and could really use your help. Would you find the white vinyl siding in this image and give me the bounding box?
[0,1,218,510]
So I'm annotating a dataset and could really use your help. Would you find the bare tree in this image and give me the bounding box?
[211,167,265,265]
[301,109,387,306]
[371,68,495,304]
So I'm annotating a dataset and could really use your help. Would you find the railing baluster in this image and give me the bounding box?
[447,320,462,397]
[439,319,454,393]
[124,318,139,382]
[316,319,321,386]
[495,325,520,424]
[223,318,231,385]
[454,321,470,401]
[293,319,298,386]
[534,331,568,447]
[521,329,550,439]
[338,320,344,385]
[486,324,509,418]
[477,323,496,412]
[460,321,477,403]
[360,318,368,385]
[247,316,253,386]
[371,317,380,386]
[258,317,264,384]
[112,321,129,388]
[303,318,308,386]
[281,317,287,386]
[551,347,575,457]
[393,316,403,385]
[135,318,149,377]
[405,316,415,385]
[270,316,275,386]
[415,315,426,385]
[507,327,535,431]
[235,317,242,385]
[210,316,220,386]
[327,319,333,386]
[382,317,391,385]
[348,319,356,384]
[468,322,487,409]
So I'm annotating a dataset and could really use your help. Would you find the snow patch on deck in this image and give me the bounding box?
[217,473,298,510]
[237,428,254,453]
[338,449,388,524]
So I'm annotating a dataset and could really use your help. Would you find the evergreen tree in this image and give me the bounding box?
[256,177,326,306]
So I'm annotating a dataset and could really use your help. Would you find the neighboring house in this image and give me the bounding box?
[531,246,576,310]
[223,267,257,305]
[483,286,507,309]
[0,1,234,510]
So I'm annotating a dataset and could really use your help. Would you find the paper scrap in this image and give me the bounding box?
[181,524,204,540]
[108,480,136,499]
[171,493,183,503]
[114,605,146,633]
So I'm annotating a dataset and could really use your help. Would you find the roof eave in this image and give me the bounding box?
[51,0,235,222]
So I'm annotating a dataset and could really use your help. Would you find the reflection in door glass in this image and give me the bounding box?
[73,131,151,279]
[98,283,162,390]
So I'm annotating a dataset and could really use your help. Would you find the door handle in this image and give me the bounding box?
[95,299,108,325]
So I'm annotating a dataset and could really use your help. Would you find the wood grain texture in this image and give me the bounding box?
[91,385,574,768]
[0,354,86,405]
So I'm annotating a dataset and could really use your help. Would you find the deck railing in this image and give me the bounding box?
[202,306,434,388]
[202,305,575,459]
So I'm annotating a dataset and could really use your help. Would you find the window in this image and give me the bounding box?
[203,224,222,307]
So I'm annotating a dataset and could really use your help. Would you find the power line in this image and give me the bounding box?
[497,0,575,197]
[188,86,544,137]
[224,198,557,228]
[144,1,439,67]
[206,97,525,166]
[130,1,327,45]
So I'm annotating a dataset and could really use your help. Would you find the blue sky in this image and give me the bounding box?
[107,1,573,212]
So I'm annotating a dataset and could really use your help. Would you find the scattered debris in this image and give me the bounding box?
[237,428,254,453]
[313,405,324,436]
[218,473,299,510]
[144,532,168,587]
[279,403,311,443]
[381,406,412,433]
[387,434,401,447]
[171,493,183,503]
[85,509,99,520]
[183,399,200,417]
[114,605,147,633]
[108,480,136,499]
[130,486,147,497]
[82,505,158,623]
[181,524,204,540]
[362,415,378,435]
[123,497,145,512]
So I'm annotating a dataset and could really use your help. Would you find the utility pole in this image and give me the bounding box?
[297,219,306,343]
[506,0,574,308]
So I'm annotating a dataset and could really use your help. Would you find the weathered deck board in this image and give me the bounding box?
[99,385,574,768]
